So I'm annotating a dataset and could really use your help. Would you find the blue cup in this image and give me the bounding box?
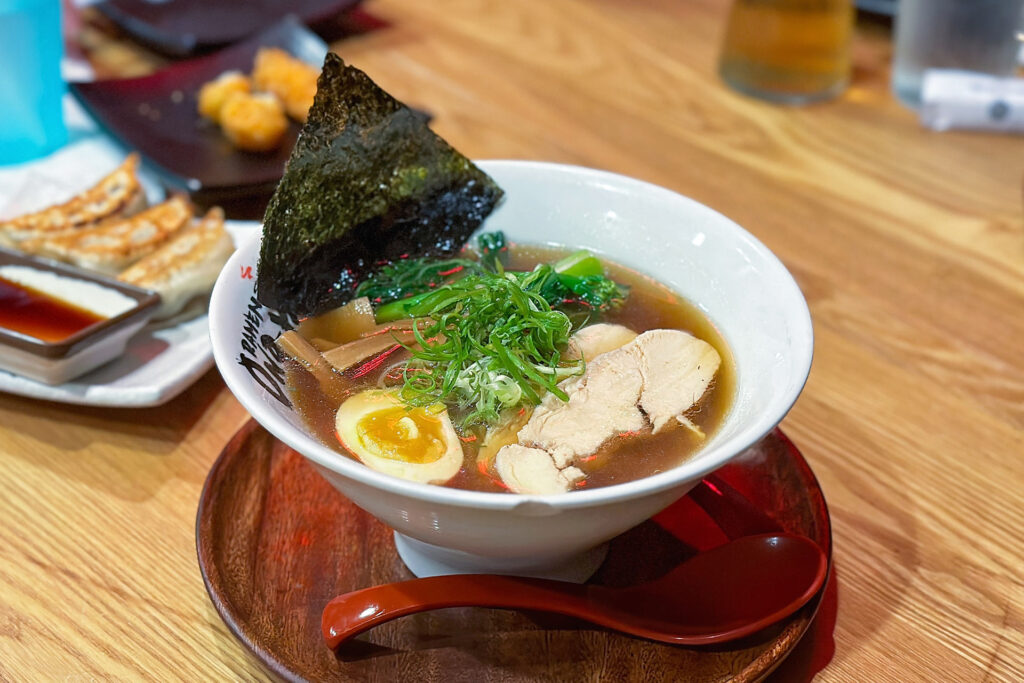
[0,0,68,165]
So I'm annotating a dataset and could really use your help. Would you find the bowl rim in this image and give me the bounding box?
[210,160,814,511]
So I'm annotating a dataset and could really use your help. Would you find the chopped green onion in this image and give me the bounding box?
[397,272,583,428]
[354,233,630,426]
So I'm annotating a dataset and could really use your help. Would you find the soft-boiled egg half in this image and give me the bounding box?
[335,389,463,485]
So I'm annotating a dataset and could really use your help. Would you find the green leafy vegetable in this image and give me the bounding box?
[355,232,508,307]
[542,272,628,309]
[476,231,508,272]
[355,257,483,305]
[365,231,628,323]
[550,250,603,278]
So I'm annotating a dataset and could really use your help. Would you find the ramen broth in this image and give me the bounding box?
[285,245,735,493]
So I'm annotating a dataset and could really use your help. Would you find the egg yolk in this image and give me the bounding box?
[355,405,449,464]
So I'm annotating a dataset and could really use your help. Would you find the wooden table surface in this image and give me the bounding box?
[3,1,1023,680]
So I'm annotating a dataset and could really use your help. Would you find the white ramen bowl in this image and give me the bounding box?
[210,161,813,582]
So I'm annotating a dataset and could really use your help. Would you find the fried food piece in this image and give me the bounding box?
[252,47,319,122]
[23,196,193,275]
[197,70,252,123]
[0,155,146,248]
[219,92,289,152]
[118,206,234,319]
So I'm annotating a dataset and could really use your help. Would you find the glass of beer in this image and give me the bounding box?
[718,0,854,104]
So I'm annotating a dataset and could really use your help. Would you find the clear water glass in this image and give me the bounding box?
[893,0,1024,108]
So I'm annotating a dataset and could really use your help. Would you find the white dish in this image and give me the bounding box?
[0,253,161,385]
[0,100,261,406]
[0,221,258,407]
[210,161,814,581]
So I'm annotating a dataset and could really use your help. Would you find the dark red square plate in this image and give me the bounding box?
[94,0,362,57]
[70,17,327,207]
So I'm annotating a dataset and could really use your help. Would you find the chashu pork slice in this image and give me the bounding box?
[518,344,646,468]
[503,329,721,494]
[0,154,146,248]
[495,444,586,495]
[633,329,722,434]
[118,207,234,320]
[564,323,638,361]
[22,196,192,275]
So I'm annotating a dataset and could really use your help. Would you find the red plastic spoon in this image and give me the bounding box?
[322,532,827,649]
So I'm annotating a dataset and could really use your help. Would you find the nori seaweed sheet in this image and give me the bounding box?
[256,53,504,319]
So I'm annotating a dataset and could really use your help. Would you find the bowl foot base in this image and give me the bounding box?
[394,532,608,584]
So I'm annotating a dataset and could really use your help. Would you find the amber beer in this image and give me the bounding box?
[718,0,853,103]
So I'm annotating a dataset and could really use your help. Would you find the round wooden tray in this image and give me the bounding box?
[197,422,833,682]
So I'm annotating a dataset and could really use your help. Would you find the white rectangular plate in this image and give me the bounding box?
[0,221,259,406]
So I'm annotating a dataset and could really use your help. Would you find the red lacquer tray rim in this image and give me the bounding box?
[196,422,832,682]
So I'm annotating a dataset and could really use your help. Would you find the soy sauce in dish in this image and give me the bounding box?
[0,276,106,342]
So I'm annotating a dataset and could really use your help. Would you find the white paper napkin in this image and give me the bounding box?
[0,95,163,218]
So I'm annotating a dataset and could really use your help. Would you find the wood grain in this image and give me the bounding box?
[196,422,829,683]
[1,1,1022,680]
